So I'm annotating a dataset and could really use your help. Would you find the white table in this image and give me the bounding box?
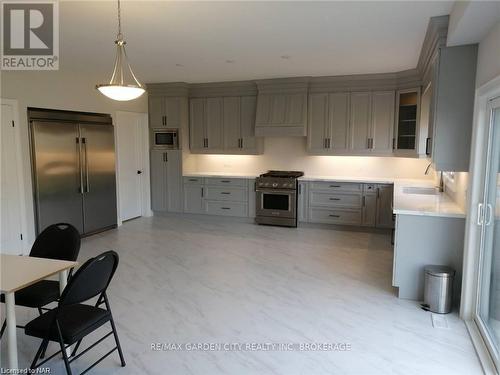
[0,255,77,369]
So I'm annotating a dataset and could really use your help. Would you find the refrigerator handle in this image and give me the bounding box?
[83,137,90,193]
[77,137,84,194]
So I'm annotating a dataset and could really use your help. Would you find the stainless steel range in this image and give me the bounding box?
[255,171,304,227]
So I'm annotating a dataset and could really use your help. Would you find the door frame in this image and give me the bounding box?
[114,111,152,226]
[460,74,500,374]
[0,98,28,253]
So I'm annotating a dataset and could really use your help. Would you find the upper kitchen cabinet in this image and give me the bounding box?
[423,44,478,172]
[350,91,394,155]
[255,78,309,137]
[308,92,350,154]
[189,97,223,152]
[148,96,182,129]
[223,96,263,154]
[394,88,420,156]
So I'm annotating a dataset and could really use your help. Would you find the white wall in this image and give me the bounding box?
[189,137,434,179]
[1,68,147,246]
[476,20,500,88]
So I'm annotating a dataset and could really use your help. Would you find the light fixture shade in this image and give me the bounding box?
[96,0,145,101]
[97,84,145,101]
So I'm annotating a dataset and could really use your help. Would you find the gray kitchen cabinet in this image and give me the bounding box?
[189,98,206,151]
[183,184,205,214]
[189,97,223,152]
[362,193,377,227]
[370,91,394,154]
[148,96,182,128]
[350,92,372,152]
[308,93,349,153]
[255,93,308,136]
[298,181,308,222]
[206,97,224,149]
[150,150,182,212]
[427,44,478,172]
[376,184,394,228]
[223,96,262,153]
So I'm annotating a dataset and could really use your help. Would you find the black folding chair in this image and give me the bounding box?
[0,223,81,338]
[25,250,126,375]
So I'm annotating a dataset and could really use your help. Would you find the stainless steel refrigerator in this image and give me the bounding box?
[29,108,117,236]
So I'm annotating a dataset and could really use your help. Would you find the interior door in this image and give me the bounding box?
[31,121,84,234]
[80,124,117,234]
[476,99,500,364]
[116,112,143,221]
[1,104,24,254]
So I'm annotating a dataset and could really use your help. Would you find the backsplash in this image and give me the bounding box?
[185,137,435,179]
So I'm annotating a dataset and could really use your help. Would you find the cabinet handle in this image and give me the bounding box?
[220,192,231,195]
[221,207,231,210]
[376,188,380,199]
[329,185,340,188]
[324,138,327,149]
[392,138,395,150]
[220,180,231,183]
[201,187,204,198]
[298,184,302,194]
[425,137,431,155]
[362,196,366,206]
[329,198,340,201]
[165,152,168,162]
[329,214,340,218]
[189,178,198,182]
[486,204,493,226]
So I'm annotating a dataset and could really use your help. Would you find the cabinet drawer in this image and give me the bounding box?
[205,187,247,202]
[205,177,248,187]
[205,201,247,217]
[309,181,362,193]
[309,192,361,208]
[183,177,204,185]
[309,208,361,225]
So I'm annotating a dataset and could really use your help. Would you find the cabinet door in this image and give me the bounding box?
[298,182,308,222]
[371,91,395,153]
[183,185,205,214]
[223,97,241,150]
[240,96,258,151]
[165,150,182,212]
[206,97,223,149]
[286,94,306,126]
[350,92,371,151]
[150,150,167,211]
[329,93,350,151]
[362,194,377,227]
[189,98,206,151]
[255,94,272,125]
[149,97,164,128]
[376,184,394,228]
[165,97,181,129]
[308,93,329,151]
[270,94,287,124]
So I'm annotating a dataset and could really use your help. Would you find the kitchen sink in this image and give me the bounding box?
[402,187,440,195]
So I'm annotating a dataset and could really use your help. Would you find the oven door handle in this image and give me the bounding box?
[255,189,295,194]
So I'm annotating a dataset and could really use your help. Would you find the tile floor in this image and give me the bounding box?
[1,215,482,374]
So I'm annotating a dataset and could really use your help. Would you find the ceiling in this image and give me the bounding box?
[60,1,453,84]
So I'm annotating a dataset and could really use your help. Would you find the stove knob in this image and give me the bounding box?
[272,183,278,188]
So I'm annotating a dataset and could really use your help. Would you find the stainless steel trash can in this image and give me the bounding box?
[423,266,455,314]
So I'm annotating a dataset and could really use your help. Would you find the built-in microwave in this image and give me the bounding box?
[151,128,179,149]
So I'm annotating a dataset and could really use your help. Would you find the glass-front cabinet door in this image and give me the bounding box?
[394,88,420,155]
[476,97,500,366]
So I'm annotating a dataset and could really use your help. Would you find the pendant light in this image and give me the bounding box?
[96,0,145,101]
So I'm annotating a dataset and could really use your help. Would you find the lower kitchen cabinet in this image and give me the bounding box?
[183,177,250,217]
[150,150,182,212]
[376,184,394,228]
[306,181,393,229]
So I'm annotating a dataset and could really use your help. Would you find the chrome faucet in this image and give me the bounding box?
[424,163,444,192]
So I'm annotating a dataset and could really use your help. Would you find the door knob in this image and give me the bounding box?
[137,170,142,175]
